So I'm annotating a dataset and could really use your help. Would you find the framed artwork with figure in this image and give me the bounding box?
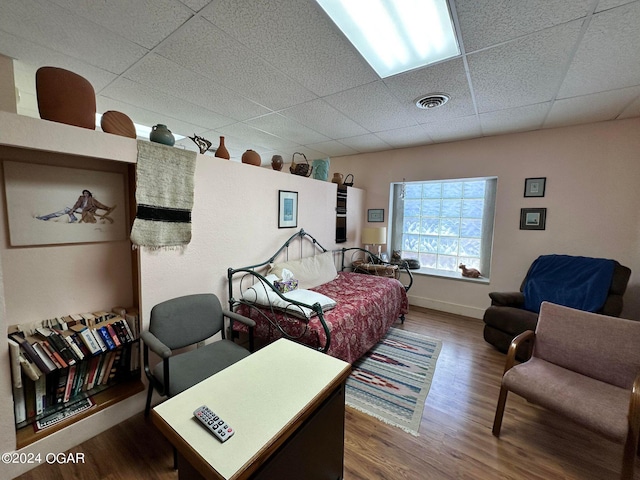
[3,161,127,246]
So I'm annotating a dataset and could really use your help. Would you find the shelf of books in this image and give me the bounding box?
[8,307,144,448]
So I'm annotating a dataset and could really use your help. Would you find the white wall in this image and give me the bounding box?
[138,156,364,333]
[0,113,364,478]
[330,118,640,320]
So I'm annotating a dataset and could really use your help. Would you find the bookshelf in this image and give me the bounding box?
[9,309,143,447]
[0,111,143,450]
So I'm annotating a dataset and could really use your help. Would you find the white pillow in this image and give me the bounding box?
[268,251,338,289]
[241,282,336,320]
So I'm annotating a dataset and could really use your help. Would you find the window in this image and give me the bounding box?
[389,177,497,278]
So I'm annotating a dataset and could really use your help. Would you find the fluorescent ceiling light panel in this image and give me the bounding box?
[315,0,460,78]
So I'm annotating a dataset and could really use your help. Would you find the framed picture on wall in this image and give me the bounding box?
[367,208,384,222]
[520,208,547,230]
[278,190,298,228]
[524,177,546,197]
[3,161,127,246]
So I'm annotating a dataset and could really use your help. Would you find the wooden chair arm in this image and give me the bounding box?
[622,371,640,479]
[503,330,536,374]
[627,372,640,442]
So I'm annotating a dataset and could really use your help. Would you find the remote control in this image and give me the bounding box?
[193,405,235,443]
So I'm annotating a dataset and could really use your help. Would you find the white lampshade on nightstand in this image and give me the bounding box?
[362,227,387,258]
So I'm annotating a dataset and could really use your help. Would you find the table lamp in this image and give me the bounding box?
[362,227,387,259]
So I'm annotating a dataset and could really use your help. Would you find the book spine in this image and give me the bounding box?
[106,324,122,347]
[96,327,116,350]
[118,318,135,342]
[41,340,67,369]
[12,383,26,424]
[77,328,102,355]
[11,335,53,374]
[61,332,85,361]
[64,365,76,403]
[48,331,77,365]
[34,375,46,415]
[18,352,42,381]
[8,338,23,388]
[31,341,59,373]
[91,328,108,352]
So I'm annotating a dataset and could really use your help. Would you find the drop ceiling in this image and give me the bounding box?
[1,0,639,163]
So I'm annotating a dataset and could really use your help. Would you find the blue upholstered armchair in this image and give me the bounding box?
[483,254,631,360]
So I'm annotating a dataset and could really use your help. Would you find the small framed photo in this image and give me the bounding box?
[524,177,546,197]
[278,190,298,228]
[368,208,384,222]
[520,208,547,230]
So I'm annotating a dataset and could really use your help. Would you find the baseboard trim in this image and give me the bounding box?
[408,295,485,319]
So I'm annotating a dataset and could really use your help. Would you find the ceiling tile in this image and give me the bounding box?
[558,2,640,97]
[49,0,194,49]
[468,21,584,113]
[618,94,640,119]
[178,0,211,13]
[454,0,593,52]
[123,54,269,121]
[154,17,317,110]
[304,140,360,157]
[545,86,640,128]
[1,0,639,157]
[479,103,551,136]
[279,99,369,138]
[595,0,637,12]
[422,116,482,143]
[0,31,118,92]
[100,77,234,136]
[200,0,378,96]
[0,0,147,74]
[375,125,434,149]
[324,82,419,132]
[216,122,300,153]
[338,134,392,153]
[246,113,330,145]
[384,58,476,122]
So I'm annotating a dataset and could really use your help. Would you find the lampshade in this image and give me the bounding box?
[362,227,387,245]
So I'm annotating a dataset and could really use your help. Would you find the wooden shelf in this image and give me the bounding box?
[16,378,145,449]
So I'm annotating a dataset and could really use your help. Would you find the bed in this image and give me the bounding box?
[227,229,413,364]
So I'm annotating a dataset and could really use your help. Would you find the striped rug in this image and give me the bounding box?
[345,327,442,436]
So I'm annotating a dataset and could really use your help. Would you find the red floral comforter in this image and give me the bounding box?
[234,271,408,364]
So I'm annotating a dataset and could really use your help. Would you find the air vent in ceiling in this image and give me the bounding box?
[415,93,450,109]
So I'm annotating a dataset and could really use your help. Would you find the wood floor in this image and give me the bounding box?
[16,307,636,480]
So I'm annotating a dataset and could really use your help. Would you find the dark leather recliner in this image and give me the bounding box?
[483,256,631,360]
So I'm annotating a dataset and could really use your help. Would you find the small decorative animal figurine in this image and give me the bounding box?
[188,134,212,154]
[459,264,482,278]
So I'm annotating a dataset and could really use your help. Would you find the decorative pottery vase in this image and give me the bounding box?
[215,136,230,159]
[313,157,330,181]
[271,155,284,171]
[100,110,136,138]
[36,66,96,129]
[331,173,344,185]
[242,149,261,166]
[149,124,175,146]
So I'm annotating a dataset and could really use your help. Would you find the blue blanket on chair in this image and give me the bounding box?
[523,255,615,313]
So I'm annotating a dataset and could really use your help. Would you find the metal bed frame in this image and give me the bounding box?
[227,228,413,353]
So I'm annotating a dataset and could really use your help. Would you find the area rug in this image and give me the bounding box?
[345,327,442,436]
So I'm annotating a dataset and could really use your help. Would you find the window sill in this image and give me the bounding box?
[407,267,490,284]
